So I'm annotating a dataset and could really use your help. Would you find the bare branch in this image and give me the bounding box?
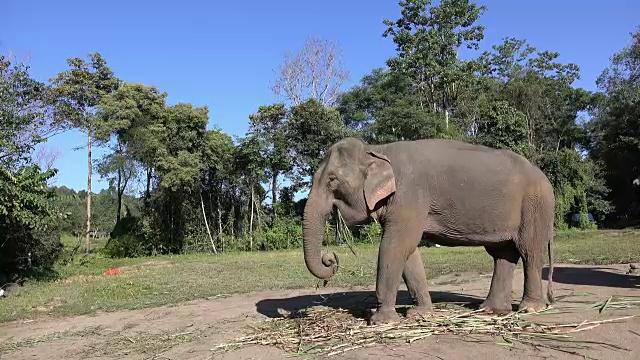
[34,145,60,171]
[270,36,349,107]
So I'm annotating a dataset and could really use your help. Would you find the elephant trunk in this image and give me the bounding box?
[302,190,338,280]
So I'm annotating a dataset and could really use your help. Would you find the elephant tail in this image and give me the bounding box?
[547,233,555,304]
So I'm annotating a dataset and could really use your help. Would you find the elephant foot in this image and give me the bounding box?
[406,305,433,320]
[368,307,401,325]
[479,299,512,315]
[518,298,548,313]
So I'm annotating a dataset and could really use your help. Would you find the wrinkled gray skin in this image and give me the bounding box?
[303,137,555,325]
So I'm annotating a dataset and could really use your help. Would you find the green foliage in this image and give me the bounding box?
[537,149,612,229]
[370,103,451,143]
[255,217,303,251]
[0,55,64,282]
[48,186,141,234]
[383,0,486,115]
[0,165,62,280]
[356,222,383,243]
[586,28,640,222]
[103,215,148,258]
[476,37,588,156]
[474,100,532,156]
[49,53,121,133]
[247,103,293,206]
[0,55,58,167]
[287,98,351,186]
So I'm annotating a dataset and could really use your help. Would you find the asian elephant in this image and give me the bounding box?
[302,137,555,325]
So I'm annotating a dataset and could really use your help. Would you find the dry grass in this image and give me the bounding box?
[212,304,634,358]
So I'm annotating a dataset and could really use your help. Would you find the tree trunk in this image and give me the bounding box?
[200,192,217,253]
[249,184,254,251]
[115,139,124,225]
[85,130,92,256]
[254,194,262,230]
[229,204,235,238]
[116,169,122,225]
[146,167,152,198]
[117,173,130,224]
[271,171,278,224]
[445,109,449,130]
[217,193,223,251]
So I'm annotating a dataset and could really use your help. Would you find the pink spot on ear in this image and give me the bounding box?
[371,181,395,208]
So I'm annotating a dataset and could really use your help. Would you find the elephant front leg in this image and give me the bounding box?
[370,220,424,325]
[403,247,433,319]
[480,243,520,314]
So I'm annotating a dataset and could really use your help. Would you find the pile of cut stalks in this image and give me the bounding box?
[212,305,634,358]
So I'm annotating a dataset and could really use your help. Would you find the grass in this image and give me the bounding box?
[0,229,639,323]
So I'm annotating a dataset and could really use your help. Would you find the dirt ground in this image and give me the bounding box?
[1,263,639,360]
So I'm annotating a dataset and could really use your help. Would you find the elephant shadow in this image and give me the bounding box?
[255,290,485,320]
[542,266,640,289]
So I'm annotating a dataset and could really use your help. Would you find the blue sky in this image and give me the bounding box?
[2,0,639,193]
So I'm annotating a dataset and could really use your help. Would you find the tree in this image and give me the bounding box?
[97,82,167,223]
[0,55,62,168]
[49,53,120,255]
[383,0,487,124]
[233,136,268,250]
[473,37,610,226]
[0,54,62,281]
[287,99,349,188]
[337,68,454,143]
[473,100,531,157]
[475,37,586,157]
[247,103,293,213]
[201,129,236,250]
[587,28,640,221]
[271,36,349,107]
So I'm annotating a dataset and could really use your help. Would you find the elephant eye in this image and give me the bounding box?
[327,175,339,189]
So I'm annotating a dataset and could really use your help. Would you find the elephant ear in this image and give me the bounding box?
[363,151,396,211]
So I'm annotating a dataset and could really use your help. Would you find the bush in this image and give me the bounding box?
[0,223,63,283]
[255,217,303,251]
[356,222,382,243]
[0,165,62,283]
[103,215,149,258]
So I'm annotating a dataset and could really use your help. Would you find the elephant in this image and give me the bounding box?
[302,137,555,325]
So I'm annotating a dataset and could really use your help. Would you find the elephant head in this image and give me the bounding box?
[302,137,397,280]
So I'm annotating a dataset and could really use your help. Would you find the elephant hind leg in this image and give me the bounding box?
[402,246,433,318]
[515,201,554,312]
[480,242,520,314]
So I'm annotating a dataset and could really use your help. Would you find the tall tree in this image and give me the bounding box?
[287,99,349,188]
[0,54,62,280]
[201,129,235,250]
[233,136,268,250]
[337,68,453,143]
[270,36,349,107]
[50,53,120,255]
[587,28,640,220]
[383,0,486,125]
[247,103,293,214]
[476,37,585,157]
[0,55,62,168]
[97,82,167,224]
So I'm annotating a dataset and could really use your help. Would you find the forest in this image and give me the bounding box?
[1,0,639,284]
